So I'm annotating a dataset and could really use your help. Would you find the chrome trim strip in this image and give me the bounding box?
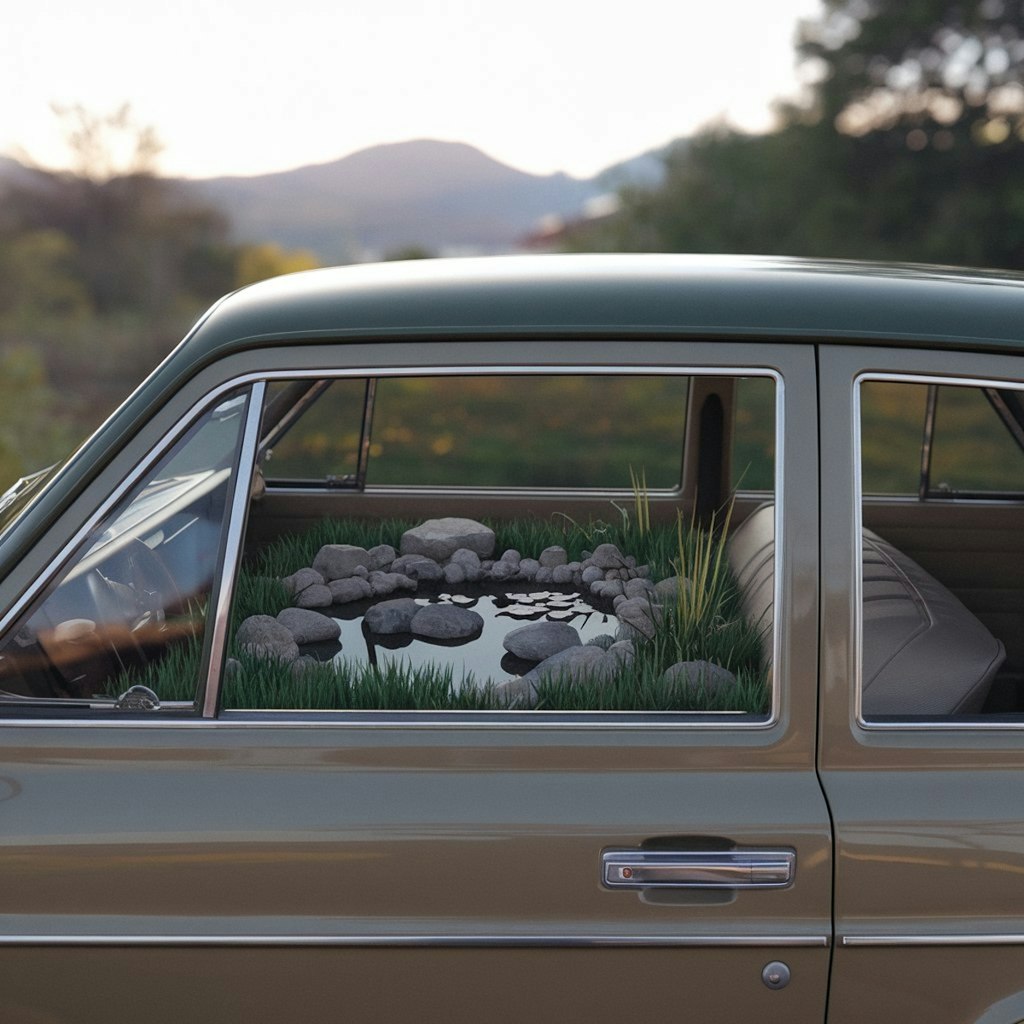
[0,933,830,948]
[0,362,784,731]
[202,383,265,718]
[842,934,1024,948]
[854,371,1024,731]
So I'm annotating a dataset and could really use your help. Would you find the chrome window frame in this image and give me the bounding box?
[0,363,785,730]
[0,383,260,720]
[854,370,1024,731]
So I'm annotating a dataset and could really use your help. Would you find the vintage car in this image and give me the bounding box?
[1,253,1023,1021]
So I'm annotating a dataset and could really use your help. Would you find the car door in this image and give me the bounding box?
[0,340,831,1023]
[820,344,1024,1024]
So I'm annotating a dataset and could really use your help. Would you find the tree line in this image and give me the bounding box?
[572,0,1024,268]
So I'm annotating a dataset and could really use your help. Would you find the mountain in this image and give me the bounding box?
[182,140,605,262]
[1,138,678,262]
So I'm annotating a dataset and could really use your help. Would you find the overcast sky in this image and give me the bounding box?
[4,0,824,180]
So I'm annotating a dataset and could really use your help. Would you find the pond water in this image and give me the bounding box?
[323,585,621,687]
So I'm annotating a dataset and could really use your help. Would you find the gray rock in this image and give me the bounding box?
[614,597,662,640]
[391,554,443,581]
[236,615,299,663]
[592,579,624,599]
[291,655,324,681]
[590,543,627,570]
[535,566,553,584]
[369,571,416,596]
[295,584,333,609]
[612,594,628,610]
[503,621,582,661]
[581,565,604,586]
[364,598,420,634]
[329,577,372,604]
[493,675,537,708]
[539,546,568,568]
[518,558,540,580]
[500,549,522,566]
[662,660,737,697]
[585,633,616,650]
[277,608,341,645]
[490,560,514,582]
[523,645,614,687]
[625,577,657,600]
[654,575,689,603]
[400,518,496,561]
[551,565,574,585]
[312,544,372,581]
[608,639,635,664]
[281,567,325,597]
[444,562,467,585]
[367,544,397,570]
[351,565,370,579]
[449,548,483,581]
[410,604,484,640]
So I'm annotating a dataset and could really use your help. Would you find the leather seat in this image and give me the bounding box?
[727,505,1005,716]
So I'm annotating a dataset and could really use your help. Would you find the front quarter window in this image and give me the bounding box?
[0,389,251,711]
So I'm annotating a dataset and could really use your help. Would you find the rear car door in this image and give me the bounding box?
[821,344,1024,1024]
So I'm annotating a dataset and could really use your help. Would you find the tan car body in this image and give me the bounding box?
[0,256,1022,1021]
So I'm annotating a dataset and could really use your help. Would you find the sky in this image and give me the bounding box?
[4,0,824,181]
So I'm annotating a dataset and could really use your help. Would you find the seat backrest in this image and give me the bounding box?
[726,504,1004,716]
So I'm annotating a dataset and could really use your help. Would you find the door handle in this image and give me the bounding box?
[602,849,795,889]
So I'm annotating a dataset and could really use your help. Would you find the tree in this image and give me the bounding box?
[575,1,1024,269]
[800,0,1024,145]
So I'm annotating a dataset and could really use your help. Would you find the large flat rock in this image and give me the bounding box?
[400,518,496,561]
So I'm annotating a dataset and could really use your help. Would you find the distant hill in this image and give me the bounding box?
[181,139,606,262]
[1,138,678,263]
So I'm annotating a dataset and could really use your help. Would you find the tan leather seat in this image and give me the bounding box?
[727,505,1005,716]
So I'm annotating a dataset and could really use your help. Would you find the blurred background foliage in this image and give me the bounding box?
[571,0,1024,264]
[3,0,1024,490]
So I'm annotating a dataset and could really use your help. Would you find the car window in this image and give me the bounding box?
[367,375,688,489]
[858,376,1024,721]
[261,378,367,484]
[861,379,1024,496]
[0,388,251,711]
[229,371,777,716]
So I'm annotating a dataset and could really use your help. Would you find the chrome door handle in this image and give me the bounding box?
[602,849,795,889]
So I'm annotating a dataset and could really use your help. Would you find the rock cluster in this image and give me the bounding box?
[279,522,655,609]
[238,517,737,708]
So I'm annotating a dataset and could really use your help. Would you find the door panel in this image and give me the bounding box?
[820,346,1024,1024]
[0,724,831,1022]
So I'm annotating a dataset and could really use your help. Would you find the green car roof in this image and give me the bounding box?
[192,253,1024,360]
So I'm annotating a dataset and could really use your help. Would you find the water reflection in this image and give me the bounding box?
[331,586,619,688]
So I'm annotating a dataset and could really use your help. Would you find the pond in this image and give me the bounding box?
[320,584,621,688]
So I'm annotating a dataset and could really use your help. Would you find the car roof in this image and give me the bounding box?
[184,253,1024,365]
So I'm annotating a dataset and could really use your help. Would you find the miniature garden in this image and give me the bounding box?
[214,491,771,713]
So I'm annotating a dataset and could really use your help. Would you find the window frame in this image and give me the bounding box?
[855,370,1024,731]
[0,382,263,721]
[0,352,797,731]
